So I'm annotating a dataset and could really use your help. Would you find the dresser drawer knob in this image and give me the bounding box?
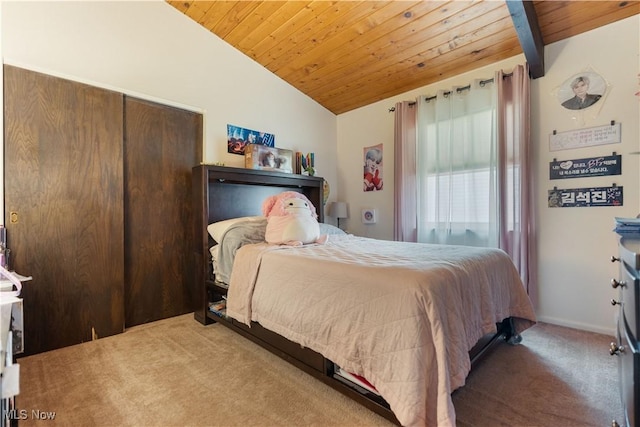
[610,299,622,306]
[611,256,620,263]
[609,342,625,356]
[611,278,626,289]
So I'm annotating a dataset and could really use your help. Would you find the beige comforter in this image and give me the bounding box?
[226,234,536,427]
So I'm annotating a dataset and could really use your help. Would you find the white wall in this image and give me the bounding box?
[533,16,639,334]
[337,15,640,335]
[1,0,339,216]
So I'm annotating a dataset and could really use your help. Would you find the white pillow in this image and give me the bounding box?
[209,245,219,261]
[207,216,263,242]
[319,223,347,235]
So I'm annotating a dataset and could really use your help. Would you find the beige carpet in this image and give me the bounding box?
[453,322,624,427]
[15,314,624,426]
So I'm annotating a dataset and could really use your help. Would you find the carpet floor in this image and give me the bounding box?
[14,314,624,426]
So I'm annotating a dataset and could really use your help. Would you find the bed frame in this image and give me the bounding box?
[192,164,519,424]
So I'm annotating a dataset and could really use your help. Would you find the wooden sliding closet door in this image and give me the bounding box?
[3,65,125,356]
[124,97,202,327]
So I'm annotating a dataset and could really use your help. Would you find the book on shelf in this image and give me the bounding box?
[295,152,315,175]
[208,299,227,318]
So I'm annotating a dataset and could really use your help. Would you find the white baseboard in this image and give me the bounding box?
[534,315,616,337]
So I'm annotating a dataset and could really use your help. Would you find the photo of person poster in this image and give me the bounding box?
[227,124,275,155]
[363,143,383,192]
[557,71,607,111]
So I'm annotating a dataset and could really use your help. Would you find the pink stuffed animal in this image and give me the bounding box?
[262,191,327,246]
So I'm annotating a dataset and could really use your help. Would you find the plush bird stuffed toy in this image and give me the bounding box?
[262,191,328,246]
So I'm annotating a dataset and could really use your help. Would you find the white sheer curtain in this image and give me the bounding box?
[416,81,498,247]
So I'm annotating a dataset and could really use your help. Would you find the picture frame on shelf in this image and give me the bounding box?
[244,144,293,174]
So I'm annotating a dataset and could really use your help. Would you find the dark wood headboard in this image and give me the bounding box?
[193,164,324,224]
[191,164,325,323]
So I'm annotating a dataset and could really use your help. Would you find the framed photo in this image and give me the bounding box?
[244,144,293,173]
[557,71,607,111]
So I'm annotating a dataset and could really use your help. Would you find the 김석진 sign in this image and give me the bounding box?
[550,154,621,180]
[548,185,623,208]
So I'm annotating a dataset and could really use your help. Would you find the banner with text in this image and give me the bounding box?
[549,122,621,152]
[550,154,621,180]
[548,185,623,208]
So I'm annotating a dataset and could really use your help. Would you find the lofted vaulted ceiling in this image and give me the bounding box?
[167,1,639,115]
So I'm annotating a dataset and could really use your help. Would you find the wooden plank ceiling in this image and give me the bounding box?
[167,1,639,115]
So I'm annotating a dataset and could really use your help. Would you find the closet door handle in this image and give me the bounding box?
[611,256,620,263]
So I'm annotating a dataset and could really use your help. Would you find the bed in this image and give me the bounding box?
[192,164,537,427]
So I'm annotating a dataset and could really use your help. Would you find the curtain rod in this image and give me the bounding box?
[388,72,512,112]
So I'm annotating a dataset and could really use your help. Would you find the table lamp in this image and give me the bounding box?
[330,201,349,230]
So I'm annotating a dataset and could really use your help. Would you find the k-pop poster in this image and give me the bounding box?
[227,124,275,155]
[363,143,383,192]
[557,71,607,111]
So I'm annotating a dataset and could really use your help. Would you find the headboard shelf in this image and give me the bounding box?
[195,164,324,221]
[200,164,322,189]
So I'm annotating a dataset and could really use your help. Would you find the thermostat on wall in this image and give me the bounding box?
[361,208,378,224]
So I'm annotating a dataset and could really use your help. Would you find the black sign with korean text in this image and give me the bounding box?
[549,154,621,180]
[548,185,623,208]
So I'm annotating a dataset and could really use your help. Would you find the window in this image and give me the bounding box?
[416,88,498,247]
